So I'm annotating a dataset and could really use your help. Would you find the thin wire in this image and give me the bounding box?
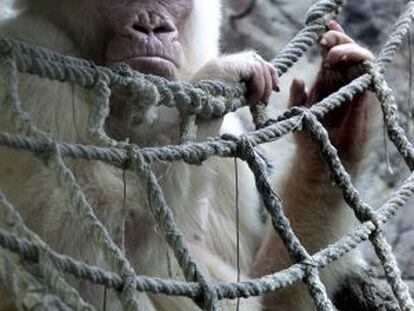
[102,288,107,311]
[234,158,241,311]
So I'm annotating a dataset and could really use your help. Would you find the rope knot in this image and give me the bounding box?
[358,207,383,234]
[302,257,318,269]
[364,61,385,89]
[237,135,255,159]
[122,145,134,171]
[290,105,308,116]
[220,133,255,160]
[124,145,148,173]
[92,68,111,90]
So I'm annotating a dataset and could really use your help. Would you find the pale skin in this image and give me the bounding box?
[0,1,377,310]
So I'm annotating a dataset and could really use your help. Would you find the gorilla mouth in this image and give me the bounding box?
[111,56,178,79]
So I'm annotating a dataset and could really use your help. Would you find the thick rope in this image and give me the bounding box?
[0,1,413,311]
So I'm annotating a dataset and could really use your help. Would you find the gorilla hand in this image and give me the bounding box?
[289,20,376,169]
[192,51,279,105]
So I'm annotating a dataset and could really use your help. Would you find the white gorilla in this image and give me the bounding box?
[0,0,377,310]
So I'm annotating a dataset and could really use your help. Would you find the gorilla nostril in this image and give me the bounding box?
[154,25,174,34]
[132,24,150,35]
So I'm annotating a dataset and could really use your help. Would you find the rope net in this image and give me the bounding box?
[0,0,413,310]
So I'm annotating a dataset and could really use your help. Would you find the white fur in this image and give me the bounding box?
[180,0,222,79]
[0,0,377,310]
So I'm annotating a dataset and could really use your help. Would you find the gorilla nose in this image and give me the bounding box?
[131,22,175,36]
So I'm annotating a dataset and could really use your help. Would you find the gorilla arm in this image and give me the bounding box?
[253,21,379,310]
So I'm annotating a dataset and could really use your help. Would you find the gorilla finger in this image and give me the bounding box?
[266,63,280,92]
[320,30,354,50]
[260,62,273,103]
[288,78,307,108]
[327,20,345,33]
[246,64,266,104]
[326,44,375,66]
